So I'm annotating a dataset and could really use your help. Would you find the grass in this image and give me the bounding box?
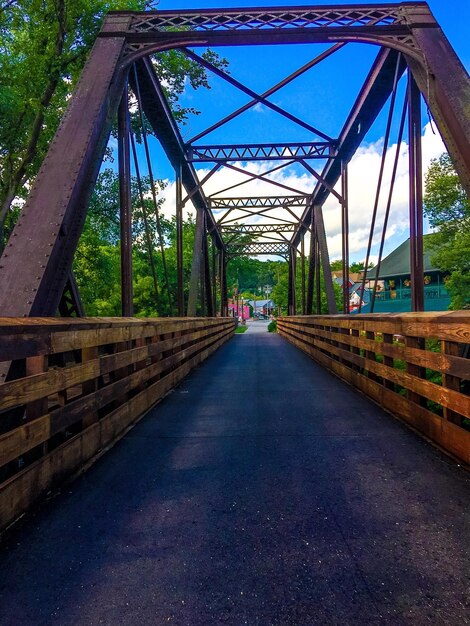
[235,325,248,334]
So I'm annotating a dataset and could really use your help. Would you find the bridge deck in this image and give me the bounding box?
[1,324,469,625]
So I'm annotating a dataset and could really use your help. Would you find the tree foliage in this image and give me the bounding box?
[73,169,197,317]
[424,153,470,309]
[0,0,227,248]
[330,259,374,273]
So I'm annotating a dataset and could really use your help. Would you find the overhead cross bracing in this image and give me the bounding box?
[0,3,468,319]
[187,142,335,162]
[128,6,403,32]
[227,242,291,257]
[208,196,309,209]
[221,224,296,234]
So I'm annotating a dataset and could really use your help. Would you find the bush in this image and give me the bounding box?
[267,320,277,333]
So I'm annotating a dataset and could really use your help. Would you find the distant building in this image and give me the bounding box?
[360,236,450,313]
[332,273,375,313]
[227,301,250,319]
[331,271,362,286]
[246,299,276,316]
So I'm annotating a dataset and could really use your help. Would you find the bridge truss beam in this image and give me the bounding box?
[227,242,290,258]
[187,142,335,163]
[221,224,296,235]
[209,196,309,210]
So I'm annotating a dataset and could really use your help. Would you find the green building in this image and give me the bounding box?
[363,236,450,313]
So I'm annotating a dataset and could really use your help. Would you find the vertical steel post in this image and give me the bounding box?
[118,81,133,317]
[301,234,306,314]
[200,233,206,316]
[187,208,205,316]
[212,241,217,315]
[408,73,425,312]
[288,247,297,316]
[306,211,315,315]
[175,164,184,316]
[341,164,350,314]
[314,205,337,314]
[219,250,228,316]
[315,237,322,314]
[203,216,214,317]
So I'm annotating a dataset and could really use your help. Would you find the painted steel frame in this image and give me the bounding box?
[187,142,335,163]
[0,3,468,318]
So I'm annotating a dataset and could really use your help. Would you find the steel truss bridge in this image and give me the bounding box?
[0,6,469,618]
[0,2,469,320]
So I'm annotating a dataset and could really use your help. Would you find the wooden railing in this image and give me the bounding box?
[278,313,470,464]
[0,317,235,531]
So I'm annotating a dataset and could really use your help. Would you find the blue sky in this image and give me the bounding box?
[126,0,469,262]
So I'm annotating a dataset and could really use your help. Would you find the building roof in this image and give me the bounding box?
[350,283,370,302]
[366,236,441,279]
[332,271,361,283]
[247,299,274,308]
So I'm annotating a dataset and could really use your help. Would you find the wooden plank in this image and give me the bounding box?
[281,313,470,343]
[279,324,470,418]
[279,320,470,379]
[0,323,234,531]
[0,415,51,467]
[278,322,470,465]
[50,319,229,353]
[442,341,462,425]
[0,324,234,471]
[382,333,395,390]
[405,336,427,408]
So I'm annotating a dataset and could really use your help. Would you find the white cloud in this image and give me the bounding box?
[157,122,446,260]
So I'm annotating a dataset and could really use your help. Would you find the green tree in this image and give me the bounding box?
[424,153,470,309]
[0,0,146,242]
[330,259,373,273]
[73,168,199,317]
[0,0,227,249]
[330,259,343,271]
[349,261,374,273]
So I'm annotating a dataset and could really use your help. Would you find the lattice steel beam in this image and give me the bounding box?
[125,6,404,32]
[221,223,296,234]
[209,196,308,209]
[187,142,334,162]
[227,242,290,257]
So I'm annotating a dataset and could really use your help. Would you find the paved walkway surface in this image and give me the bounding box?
[1,331,469,626]
[245,319,270,333]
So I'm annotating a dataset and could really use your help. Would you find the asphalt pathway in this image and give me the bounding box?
[1,330,469,625]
